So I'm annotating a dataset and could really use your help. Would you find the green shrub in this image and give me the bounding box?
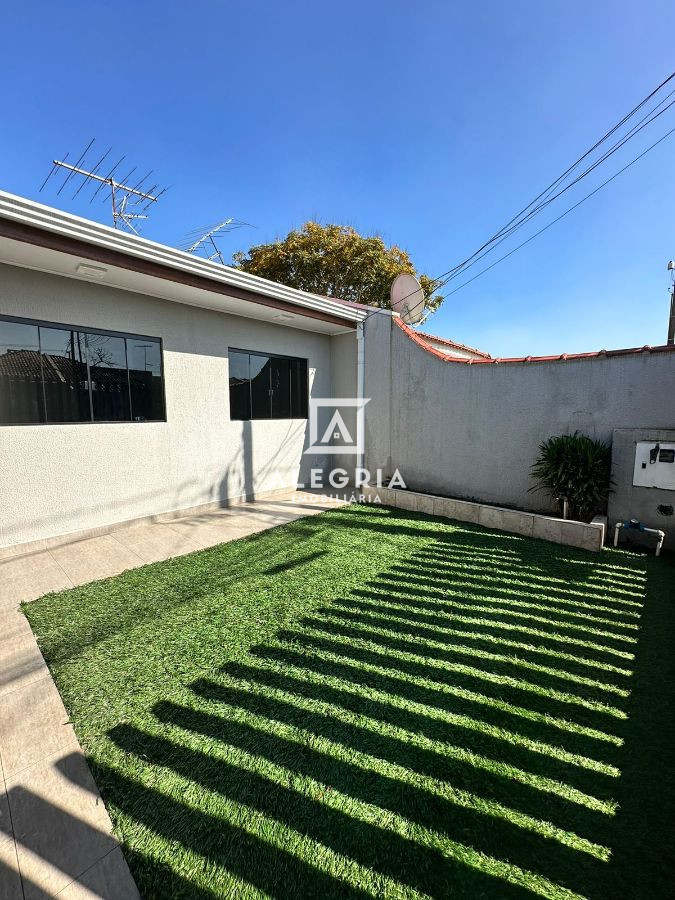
[530,432,613,521]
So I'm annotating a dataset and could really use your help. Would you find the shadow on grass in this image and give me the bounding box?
[404,551,646,606]
[76,508,672,898]
[248,632,625,771]
[149,697,603,887]
[264,550,328,574]
[73,756,375,900]
[284,617,626,733]
[603,553,675,898]
[367,574,638,651]
[349,587,635,667]
[328,593,633,685]
[298,604,631,702]
[189,672,612,846]
[121,848,225,900]
[108,723,535,899]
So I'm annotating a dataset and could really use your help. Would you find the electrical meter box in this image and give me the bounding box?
[632,441,675,489]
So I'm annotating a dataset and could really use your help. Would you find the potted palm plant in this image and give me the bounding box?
[530,432,613,521]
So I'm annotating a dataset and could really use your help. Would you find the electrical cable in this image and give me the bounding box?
[440,126,675,300]
[390,73,675,323]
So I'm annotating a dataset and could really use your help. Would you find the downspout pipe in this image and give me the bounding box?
[356,319,366,479]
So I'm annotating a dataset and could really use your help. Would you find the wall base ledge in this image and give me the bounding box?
[373,487,604,552]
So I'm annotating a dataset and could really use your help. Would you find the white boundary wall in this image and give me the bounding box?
[364,314,675,519]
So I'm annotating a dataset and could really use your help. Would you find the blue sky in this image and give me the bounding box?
[2,1,675,356]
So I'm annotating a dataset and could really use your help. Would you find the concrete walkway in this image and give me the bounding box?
[0,491,339,898]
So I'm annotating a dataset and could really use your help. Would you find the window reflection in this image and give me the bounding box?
[250,353,272,419]
[87,333,130,422]
[0,320,45,424]
[40,327,90,423]
[290,358,309,418]
[271,356,291,418]
[228,349,308,421]
[0,316,166,426]
[228,349,250,420]
[127,338,164,421]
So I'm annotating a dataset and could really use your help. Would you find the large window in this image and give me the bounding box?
[229,348,308,420]
[0,315,165,425]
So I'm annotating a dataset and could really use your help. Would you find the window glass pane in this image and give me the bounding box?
[87,333,130,422]
[0,320,45,424]
[250,353,271,419]
[290,358,308,418]
[40,327,91,423]
[270,356,291,418]
[127,338,164,421]
[229,350,250,420]
[228,349,307,421]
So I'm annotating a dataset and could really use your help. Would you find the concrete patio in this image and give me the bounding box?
[0,491,340,899]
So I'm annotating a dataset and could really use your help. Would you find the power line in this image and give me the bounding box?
[441,126,675,300]
[392,69,675,323]
[434,90,675,291]
[429,69,675,289]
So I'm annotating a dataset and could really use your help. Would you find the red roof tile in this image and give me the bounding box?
[413,329,491,359]
[395,317,675,365]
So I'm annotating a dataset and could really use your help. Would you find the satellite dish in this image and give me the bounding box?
[390,273,426,325]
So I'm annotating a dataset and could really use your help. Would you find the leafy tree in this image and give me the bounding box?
[529,432,613,521]
[232,222,443,312]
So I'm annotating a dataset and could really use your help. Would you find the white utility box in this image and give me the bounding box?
[632,441,675,489]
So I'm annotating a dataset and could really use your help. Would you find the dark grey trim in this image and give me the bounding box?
[228,346,308,363]
[0,312,161,344]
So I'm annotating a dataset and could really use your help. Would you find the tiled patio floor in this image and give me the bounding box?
[0,491,340,899]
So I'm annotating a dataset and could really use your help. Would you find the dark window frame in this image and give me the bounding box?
[0,313,167,426]
[228,347,309,421]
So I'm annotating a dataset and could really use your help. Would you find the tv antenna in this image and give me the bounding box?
[180,219,254,265]
[390,273,429,326]
[39,138,167,235]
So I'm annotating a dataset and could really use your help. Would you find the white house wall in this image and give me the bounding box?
[0,263,342,549]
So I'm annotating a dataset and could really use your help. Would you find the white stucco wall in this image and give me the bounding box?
[0,263,346,548]
[364,313,675,516]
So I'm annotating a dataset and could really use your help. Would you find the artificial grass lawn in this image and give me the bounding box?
[24,504,675,899]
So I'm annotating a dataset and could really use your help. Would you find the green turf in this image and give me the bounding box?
[23,504,675,899]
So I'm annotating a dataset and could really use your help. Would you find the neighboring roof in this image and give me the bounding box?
[0,348,144,386]
[0,192,367,332]
[414,329,491,359]
[0,349,45,378]
[396,317,675,365]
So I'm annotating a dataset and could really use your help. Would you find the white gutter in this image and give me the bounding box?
[0,191,368,324]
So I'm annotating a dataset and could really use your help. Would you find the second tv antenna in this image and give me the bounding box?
[181,219,253,265]
[40,138,167,234]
